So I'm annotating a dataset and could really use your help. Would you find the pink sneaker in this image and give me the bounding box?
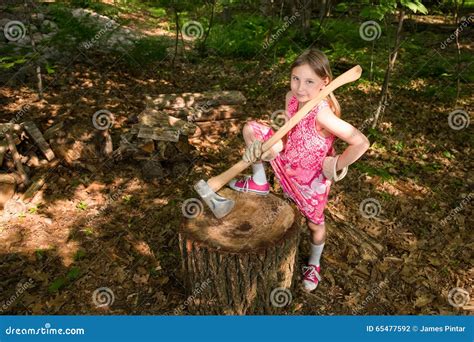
[228,176,270,195]
[302,264,321,292]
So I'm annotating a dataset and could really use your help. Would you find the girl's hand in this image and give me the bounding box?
[322,155,348,182]
[242,139,284,163]
[243,140,263,163]
[261,139,284,161]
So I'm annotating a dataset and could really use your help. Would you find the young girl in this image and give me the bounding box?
[228,49,370,292]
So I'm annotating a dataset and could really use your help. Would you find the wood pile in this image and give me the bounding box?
[113,90,247,181]
[0,121,57,211]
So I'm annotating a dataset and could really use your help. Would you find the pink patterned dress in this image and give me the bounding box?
[248,96,336,224]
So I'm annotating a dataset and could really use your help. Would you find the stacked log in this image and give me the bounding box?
[144,90,247,143]
[0,121,56,210]
[114,91,247,181]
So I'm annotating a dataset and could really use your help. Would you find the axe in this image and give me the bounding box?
[194,65,362,219]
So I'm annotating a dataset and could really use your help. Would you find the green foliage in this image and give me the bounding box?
[35,249,48,260]
[28,206,38,214]
[206,14,270,57]
[45,62,56,75]
[443,151,455,159]
[393,141,404,153]
[48,267,81,293]
[83,227,95,236]
[358,0,427,20]
[67,267,81,281]
[360,1,397,20]
[0,56,28,70]
[74,249,87,261]
[76,201,88,211]
[48,4,101,48]
[121,36,168,66]
[69,0,120,16]
[353,162,394,181]
[400,0,428,14]
[48,277,67,293]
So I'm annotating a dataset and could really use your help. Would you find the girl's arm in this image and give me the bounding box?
[316,107,370,171]
[285,91,292,112]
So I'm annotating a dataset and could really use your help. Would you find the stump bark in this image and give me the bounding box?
[179,188,302,315]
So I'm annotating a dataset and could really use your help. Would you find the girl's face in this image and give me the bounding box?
[290,64,329,104]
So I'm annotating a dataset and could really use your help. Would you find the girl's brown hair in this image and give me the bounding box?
[290,49,341,117]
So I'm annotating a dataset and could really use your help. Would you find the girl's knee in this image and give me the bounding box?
[307,220,325,232]
[243,122,256,142]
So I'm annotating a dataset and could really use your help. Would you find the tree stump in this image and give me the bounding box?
[178,188,303,315]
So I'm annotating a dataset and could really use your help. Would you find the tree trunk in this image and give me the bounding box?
[178,188,303,315]
[319,0,331,20]
[372,10,405,129]
[297,0,312,38]
[199,0,216,53]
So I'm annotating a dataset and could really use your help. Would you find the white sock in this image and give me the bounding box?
[303,242,325,292]
[308,242,325,266]
[251,162,267,185]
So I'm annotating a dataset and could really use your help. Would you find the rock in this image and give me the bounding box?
[72,8,89,18]
[0,175,16,209]
[2,198,26,220]
[15,36,31,46]
[32,13,45,21]
[42,32,56,40]
[141,159,165,181]
[41,20,58,32]
[0,19,11,29]
[32,32,43,44]
[171,161,190,178]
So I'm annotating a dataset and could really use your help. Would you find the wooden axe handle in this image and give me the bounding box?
[207,65,363,192]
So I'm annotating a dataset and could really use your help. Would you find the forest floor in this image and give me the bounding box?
[0,2,472,315]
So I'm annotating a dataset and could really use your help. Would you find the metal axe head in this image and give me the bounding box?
[194,179,235,219]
